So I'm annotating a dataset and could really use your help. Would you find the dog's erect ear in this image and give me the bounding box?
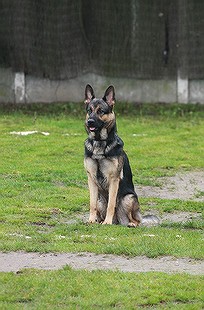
[103,85,115,107]
[84,84,95,104]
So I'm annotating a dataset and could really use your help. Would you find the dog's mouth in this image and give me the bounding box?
[88,127,96,132]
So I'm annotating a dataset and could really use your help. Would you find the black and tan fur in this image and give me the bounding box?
[84,84,142,226]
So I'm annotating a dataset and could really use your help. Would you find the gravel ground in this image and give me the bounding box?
[0,252,203,275]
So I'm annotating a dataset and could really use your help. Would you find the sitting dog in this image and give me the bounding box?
[84,84,159,227]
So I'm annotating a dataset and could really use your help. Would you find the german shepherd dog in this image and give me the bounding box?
[84,84,142,227]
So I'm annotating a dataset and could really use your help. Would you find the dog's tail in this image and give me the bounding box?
[141,214,161,226]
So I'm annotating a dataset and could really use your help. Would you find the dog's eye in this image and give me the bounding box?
[87,108,92,115]
[97,108,105,115]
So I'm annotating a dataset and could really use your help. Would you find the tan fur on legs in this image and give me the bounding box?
[84,157,98,223]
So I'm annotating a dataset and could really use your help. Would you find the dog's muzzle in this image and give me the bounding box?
[87,118,96,131]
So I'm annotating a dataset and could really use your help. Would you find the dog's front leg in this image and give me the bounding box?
[84,157,98,223]
[87,174,98,223]
[102,178,119,225]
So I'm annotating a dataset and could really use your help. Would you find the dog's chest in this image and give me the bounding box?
[92,141,106,159]
[84,156,123,191]
[85,140,107,160]
[96,165,108,190]
[96,158,123,191]
[85,135,121,160]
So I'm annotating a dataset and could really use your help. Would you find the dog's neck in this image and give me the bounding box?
[88,128,108,141]
[85,123,122,160]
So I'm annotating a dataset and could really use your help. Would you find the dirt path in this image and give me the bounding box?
[136,171,204,201]
[1,171,203,274]
[0,252,203,275]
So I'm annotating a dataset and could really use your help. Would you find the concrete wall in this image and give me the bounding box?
[0,68,204,104]
[0,68,15,103]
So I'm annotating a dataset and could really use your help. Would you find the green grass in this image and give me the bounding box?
[1,223,203,259]
[0,103,204,258]
[1,268,203,309]
[0,103,204,309]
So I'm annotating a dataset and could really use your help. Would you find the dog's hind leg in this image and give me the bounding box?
[129,195,142,227]
[96,195,107,223]
[117,194,142,227]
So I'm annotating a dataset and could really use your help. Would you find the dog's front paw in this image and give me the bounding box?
[102,219,112,225]
[88,215,97,224]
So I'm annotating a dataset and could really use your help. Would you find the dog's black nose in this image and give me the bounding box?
[87,119,95,127]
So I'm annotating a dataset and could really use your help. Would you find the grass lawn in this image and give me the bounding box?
[1,268,203,309]
[0,103,204,309]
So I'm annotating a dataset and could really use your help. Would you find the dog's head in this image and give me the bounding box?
[84,84,116,139]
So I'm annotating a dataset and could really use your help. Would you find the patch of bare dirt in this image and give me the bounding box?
[0,252,203,275]
[161,211,202,223]
[136,171,204,201]
[67,211,202,226]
